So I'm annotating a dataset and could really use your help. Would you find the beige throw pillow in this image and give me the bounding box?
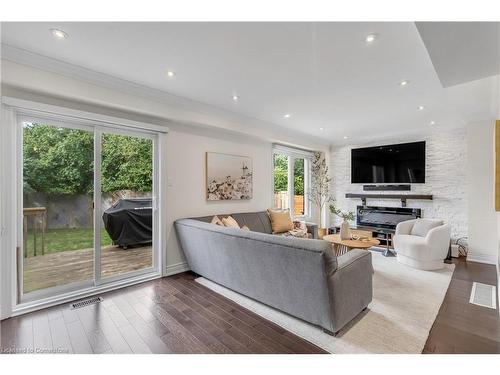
[211,215,224,226]
[267,208,294,234]
[241,225,250,231]
[222,216,240,228]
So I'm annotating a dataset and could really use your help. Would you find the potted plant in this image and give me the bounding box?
[308,152,332,238]
[329,204,355,240]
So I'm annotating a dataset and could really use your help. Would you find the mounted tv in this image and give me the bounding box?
[351,141,426,184]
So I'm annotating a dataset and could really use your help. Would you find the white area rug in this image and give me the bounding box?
[195,252,455,354]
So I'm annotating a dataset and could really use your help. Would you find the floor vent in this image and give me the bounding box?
[70,296,103,309]
[469,282,497,309]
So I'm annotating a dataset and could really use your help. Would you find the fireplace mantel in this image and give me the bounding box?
[345,193,433,207]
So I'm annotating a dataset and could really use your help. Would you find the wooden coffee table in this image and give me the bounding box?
[323,234,380,256]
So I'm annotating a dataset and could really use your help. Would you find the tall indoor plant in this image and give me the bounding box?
[308,152,332,238]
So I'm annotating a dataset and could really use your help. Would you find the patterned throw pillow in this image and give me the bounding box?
[222,216,240,228]
[211,215,224,226]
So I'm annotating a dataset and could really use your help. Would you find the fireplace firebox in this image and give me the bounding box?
[356,205,421,230]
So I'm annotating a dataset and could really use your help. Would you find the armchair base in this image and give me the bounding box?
[396,254,445,271]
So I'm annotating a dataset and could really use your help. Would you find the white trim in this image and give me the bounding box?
[2,96,169,134]
[466,253,498,265]
[165,261,190,277]
[11,272,161,317]
[273,143,315,158]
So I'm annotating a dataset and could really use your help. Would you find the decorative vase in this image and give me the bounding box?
[340,219,351,240]
[318,227,327,239]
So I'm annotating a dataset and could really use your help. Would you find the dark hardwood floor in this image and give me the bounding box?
[2,257,499,354]
[0,272,327,354]
[423,257,500,354]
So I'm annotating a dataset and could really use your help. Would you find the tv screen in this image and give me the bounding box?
[351,141,426,184]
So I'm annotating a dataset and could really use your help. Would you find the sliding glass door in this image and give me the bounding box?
[19,115,159,302]
[97,130,155,282]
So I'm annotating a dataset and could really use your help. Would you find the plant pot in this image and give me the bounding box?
[340,220,351,240]
[318,227,327,239]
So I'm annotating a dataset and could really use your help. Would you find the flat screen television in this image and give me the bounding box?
[351,141,426,184]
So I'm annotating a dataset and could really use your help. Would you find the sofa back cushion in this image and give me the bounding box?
[410,219,444,237]
[192,211,273,234]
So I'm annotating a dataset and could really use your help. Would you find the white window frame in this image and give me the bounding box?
[272,144,313,220]
[1,97,169,317]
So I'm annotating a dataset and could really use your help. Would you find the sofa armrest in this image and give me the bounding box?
[395,219,417,235]
[306,222,318,239]
[327,250,373,333]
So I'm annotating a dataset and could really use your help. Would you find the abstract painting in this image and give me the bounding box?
[206,152,253,200]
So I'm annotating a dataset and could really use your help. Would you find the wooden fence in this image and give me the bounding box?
[274,192,305,216]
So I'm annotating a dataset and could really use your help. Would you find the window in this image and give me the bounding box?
[272,145,312,218]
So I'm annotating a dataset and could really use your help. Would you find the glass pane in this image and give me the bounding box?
[23,122,94,294]
[293,158,305,216]
[273,153,289,210]
[100,133,153,279]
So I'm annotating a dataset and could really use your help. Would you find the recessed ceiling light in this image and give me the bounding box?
[430,121,436,125]
[283,114,291,119]
[365,33,378,43]
[319,127,324,131]
[343,136,349,139]
[232,94,239,102]
[166,70,176,78]
[399,80,410,87]
[418,105,425,111]
[50,28,68,40]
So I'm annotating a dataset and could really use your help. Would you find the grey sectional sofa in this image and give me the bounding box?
[175,211,373,335]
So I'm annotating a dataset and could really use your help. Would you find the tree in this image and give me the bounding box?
[273,153,304,195]
[308,152,332,228]
[23,124,153,195]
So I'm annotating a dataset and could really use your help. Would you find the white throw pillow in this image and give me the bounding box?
[410,219,443,237]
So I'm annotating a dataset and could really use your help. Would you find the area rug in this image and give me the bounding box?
[195,252,455,354]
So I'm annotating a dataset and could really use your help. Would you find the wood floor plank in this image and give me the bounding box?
[66,319,93,354]
[32,312,53,353]
[48,316,74,354]
[119,323,152,354]
[15,315,34,353]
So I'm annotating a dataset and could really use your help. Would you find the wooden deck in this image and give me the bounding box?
[24,245,152,293]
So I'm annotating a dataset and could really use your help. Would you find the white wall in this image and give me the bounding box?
[330,128,468,240]
[165,130,273,269]
[466,121,497,265]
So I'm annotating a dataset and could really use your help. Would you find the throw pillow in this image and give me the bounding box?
[211,215,224,226]
[267,208,294,234]
[222,216,240,228]
[410,219,443,237]
[241,225,251,231]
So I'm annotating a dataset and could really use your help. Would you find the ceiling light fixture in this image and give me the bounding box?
[283,114,291,119]
[232,94,239,102]
[418,105,425,111]
[399,80,410,87]
[319,127,324,131]
[50,28,68,40]
[166,70,176,78]
[365,33,378,43]
[430,120,436,125]
[343,136,349,139]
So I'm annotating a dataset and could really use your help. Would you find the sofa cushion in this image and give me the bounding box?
[410,219,443,237]
[267,208,294,234]
[222,216,240,228]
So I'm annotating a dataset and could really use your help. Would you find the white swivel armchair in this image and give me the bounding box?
[393,219,451,270]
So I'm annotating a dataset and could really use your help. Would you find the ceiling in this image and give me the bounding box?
[1,22,499,144]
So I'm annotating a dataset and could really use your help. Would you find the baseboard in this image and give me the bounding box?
[165,261,190,276]
[466,253,498,265]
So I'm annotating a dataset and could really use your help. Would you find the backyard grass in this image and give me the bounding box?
[25,228,113,257]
